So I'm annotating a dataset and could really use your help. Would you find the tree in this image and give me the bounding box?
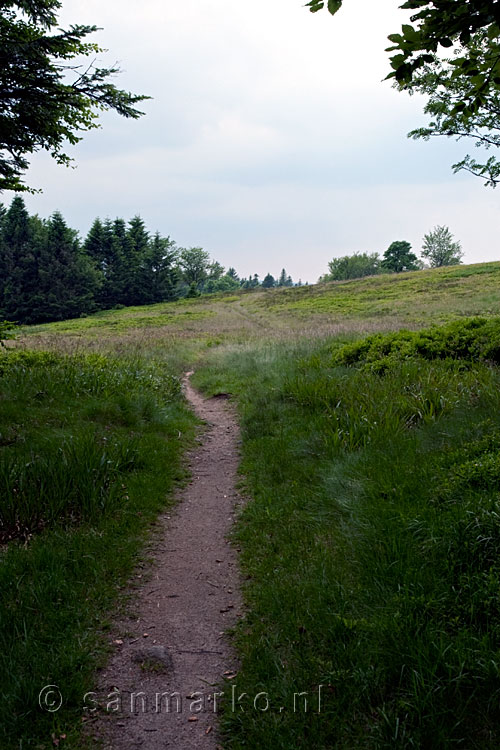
[262,273,275,288]
[0,196,38,321]
[141,233,179,303]
[0,1,148,192]
[31,211,99,322]
[421,225,463,267]
[406,30,500,186]
[126,215,150,305]
[382,240,420,273]
[207,261,225,282]
[179,247,210,289]
[203,263,242,294]
[324,252,381,281]
[307,1,500,185]
[203,273,240,294]
[277,268,294,287]
[0,200,99,323]
[240,274,260,289]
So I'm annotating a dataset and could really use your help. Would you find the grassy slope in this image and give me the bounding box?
[23,262,500,348]
[6,260,500,749]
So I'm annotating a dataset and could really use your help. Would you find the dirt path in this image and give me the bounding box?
[92,374,243,749]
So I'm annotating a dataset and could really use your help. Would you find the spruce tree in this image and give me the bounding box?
[127,215,150,305]
[31,211,99,322]
[84,218,106,271]
[278,268,288,287]
[108,218,132,306]
[0,196,38,322]
[142,233,179,303]
[262,273,275,288]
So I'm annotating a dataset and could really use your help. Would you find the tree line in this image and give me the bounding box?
[320,227,463,282]
[0,197,299,324]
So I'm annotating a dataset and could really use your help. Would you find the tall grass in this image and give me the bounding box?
[194,319,500,749]
[0,349,195,748]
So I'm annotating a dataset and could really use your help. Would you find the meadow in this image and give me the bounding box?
[2,261,500,748]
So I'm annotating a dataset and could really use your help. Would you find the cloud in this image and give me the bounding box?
[16,0,500,284]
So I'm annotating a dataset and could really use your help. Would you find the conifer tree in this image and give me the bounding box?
[262,273,275,288]
[84,218,106,271]
[278,268,287,287]
[108,218,132,306]
[0,196,38,321]
[30,211,99,322]
[126,215,150,305]
[142,233,179,303]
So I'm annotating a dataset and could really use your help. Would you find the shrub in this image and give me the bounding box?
[333,317,500,368]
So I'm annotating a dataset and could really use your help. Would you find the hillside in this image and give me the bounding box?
[3,259,500,749]
[21,261,500,351]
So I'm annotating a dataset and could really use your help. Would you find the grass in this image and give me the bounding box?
[0,349,196,749]
[193,318,500,748]
[257,262,500,324]
[21,263,500,355]
[5,260,500,749]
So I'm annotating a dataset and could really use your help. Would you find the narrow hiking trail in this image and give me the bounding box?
[92,374,243,750]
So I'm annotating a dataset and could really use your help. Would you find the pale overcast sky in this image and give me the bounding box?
[15,0,500,282]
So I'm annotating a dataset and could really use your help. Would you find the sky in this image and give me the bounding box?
[15,0,500,282]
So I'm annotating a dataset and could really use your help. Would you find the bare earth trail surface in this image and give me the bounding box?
[92,374,243,749]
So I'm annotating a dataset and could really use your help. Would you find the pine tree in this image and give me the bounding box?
[30,211,99,322]
[0,196,38,322]
[84,218,106,271]
[278,268,288,287]
[142,233,179,303]
[108,218,132,306]
[127,215,150,305]
[262,273,275,288]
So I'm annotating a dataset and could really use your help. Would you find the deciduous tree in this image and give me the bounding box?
[307,1,500,185]
[179,247,210,289]
[0,0,148,192]
[324,252,381,281]
[421,225,463,267]
[382,240,420,272]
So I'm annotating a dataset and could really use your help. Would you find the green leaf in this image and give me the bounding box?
[387,33,404,44]
[327,0,342,15]
[401,24,419,42]
[390,54,406,70]
[487,23,500,40]
[305,0,324,12]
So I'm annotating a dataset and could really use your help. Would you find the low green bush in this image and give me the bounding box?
[333,316,500,368]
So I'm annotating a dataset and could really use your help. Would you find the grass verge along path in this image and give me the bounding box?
[194,318,500,749]
[0,350,195,749]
